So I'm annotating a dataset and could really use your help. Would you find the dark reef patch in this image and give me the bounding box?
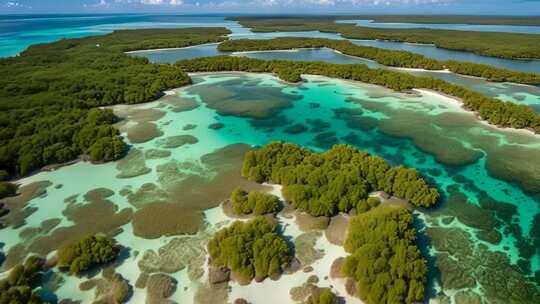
[186,76,300,119]
[131,144,270,239]
[156,135,199,149]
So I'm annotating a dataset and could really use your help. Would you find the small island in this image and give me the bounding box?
[207,217,291,284]
[229,188,281,216]
[57,235,119,275]
[241,142,439,216]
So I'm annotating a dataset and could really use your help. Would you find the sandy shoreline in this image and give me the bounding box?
[125,42,220,54]
[231,47,318,55]
[414,88,540,138]
[225,184,363,304]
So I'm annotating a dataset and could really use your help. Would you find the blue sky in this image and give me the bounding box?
[1,0,539,15]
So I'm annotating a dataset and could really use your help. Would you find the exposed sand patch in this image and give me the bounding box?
[325,214,349,246]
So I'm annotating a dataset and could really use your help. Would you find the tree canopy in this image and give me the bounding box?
[342,206,427,304]
[57,235,119,275]
[0,256,45,304]
[230,188,281,216]
[230,16,540,60]
[177,56,540,134]
[0,28,229,177]
[219,38,540,85]
[207,217,291,282]
[240,142,439,216]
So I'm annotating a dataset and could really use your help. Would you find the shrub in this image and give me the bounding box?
[342,206,427,304]
[230,188,280,215]
[207,217,290,282]
[240,142,438,216]
[57,235,119,275]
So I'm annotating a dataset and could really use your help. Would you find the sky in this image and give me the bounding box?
[0,0,539,15]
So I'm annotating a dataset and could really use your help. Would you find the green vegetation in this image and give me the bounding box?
[0,170,17,200]
[219,38,540,84]
[342,206,427,304]
[357,197,381,214]
[231,16,540,60]
[57,235,119,275]
[207,217,290,282]
[336,15,540,26]
[177,56,540,133]
[0,28,230,177]
[0,256,45,304]
[305,288,338,304]
[0,183,17,200]
[230,188,280,215]
[239,142,438,216]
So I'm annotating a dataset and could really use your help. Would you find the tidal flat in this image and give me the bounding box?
[1,72,539,303]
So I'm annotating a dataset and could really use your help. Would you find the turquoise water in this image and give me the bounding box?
[3,14,540,75]
[131,46,540,110]
[237,48,540,109]
[349,39,540,74]
[1,72,539,302]
[0,14,248,57]
[3,14,540,303]
[338,19,540,34]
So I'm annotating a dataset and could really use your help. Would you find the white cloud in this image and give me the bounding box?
[140,0,164,4]
[3,1,32,8]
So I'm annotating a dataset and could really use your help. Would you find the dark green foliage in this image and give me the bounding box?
[0,182,17,199]
[342,206,427,304]
[305,288,338,304]
[177,56,540,134]
[357,197,381,214]
[219,38,540,85]
[0,28,230,177]
[207,217,290,282]
[334,15,540,26]
[230,188,280,215]
[231,17,540,60]
[239,142,438,216]
[0,256,45,304]
[57,235,119,275]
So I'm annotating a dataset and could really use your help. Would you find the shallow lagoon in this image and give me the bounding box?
[4,14,540,75]
[1,72,539,303]
[131,46,540,110]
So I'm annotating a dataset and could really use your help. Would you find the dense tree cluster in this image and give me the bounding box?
[57,235,119,275]
[207,217,290,282]
[239,142,438,216]
[357,197,381,214]
[305,288,338,304]
[334,15,540,26]
[230,188,280,216]
[177,56,540,133]
[231,16,540,60]
[0,256,45,304]
[220,38,540,85]
[0,28,229,177]
[342,206,427,304]
[0,170,17,200]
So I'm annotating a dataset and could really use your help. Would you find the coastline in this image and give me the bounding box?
[124,42,220,54]
[231,47,318,55]
[126,43,538,88]
[414,89,540,138]
[225,184,364,304]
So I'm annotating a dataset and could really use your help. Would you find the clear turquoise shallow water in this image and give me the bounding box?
[1,72,539,302]
[2,14,540,303]
[3,14,540,74]
[131,46,540,110]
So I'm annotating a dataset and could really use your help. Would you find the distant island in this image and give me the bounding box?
[229,16,540,60]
